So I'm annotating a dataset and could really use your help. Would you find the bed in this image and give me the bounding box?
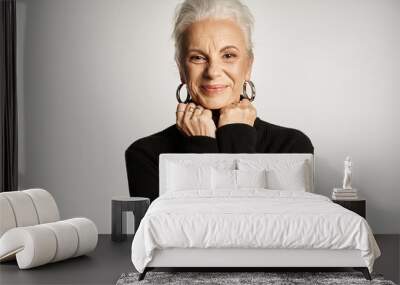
[130,153,381,281]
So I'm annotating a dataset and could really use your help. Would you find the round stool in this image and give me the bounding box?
[111,196,150,242]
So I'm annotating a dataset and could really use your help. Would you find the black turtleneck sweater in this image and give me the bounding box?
[125,117,314,202]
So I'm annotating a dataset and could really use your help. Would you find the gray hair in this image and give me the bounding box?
[172,0,254,65]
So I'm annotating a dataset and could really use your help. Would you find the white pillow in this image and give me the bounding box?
[211,168,237,190]
[211,168,268,190]
[237,159,310,191]
[210,159,237,171]
[237,169,268,189]
[266,162,307,191]
[166,162,212,192]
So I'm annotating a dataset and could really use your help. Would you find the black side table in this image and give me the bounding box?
[111,196,150,242]
[332,198,366,219]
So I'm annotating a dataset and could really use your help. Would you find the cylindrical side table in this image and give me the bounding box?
[111,196,150,242]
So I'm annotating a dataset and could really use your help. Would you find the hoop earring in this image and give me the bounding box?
[176,83,191,103]
[242,80,256,101]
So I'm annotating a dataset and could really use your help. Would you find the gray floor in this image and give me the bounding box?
[0,234,399,285]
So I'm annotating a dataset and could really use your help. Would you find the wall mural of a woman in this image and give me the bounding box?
[125,0,313,202]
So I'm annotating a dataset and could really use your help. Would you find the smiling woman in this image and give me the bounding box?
[125,0,314,202]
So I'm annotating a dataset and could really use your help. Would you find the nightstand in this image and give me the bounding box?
[332,198,366,218]
[111,196,150,242]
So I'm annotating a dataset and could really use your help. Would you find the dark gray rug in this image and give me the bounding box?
[116,271,397,285]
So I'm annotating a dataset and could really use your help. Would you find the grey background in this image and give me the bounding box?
[15,0,400,234]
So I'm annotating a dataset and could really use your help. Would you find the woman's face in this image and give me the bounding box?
[179,18,253,110]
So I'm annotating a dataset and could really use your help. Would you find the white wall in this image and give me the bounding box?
[16,0,400,234]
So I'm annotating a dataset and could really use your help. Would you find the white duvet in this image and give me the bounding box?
[131,189,381,273]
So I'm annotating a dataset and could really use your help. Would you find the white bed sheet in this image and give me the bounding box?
[131,189,381,273]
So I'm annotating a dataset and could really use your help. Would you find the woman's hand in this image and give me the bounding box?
[218,98,257,128]
[176,102,217,138]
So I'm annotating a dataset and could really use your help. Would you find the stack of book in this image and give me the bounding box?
[332,188,358,200]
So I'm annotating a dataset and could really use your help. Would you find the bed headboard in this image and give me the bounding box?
[159,153,315,195]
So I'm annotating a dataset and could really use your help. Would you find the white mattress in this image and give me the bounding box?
[131,190,381,273]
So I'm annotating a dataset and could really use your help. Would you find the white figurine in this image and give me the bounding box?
[342,156,352,190]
